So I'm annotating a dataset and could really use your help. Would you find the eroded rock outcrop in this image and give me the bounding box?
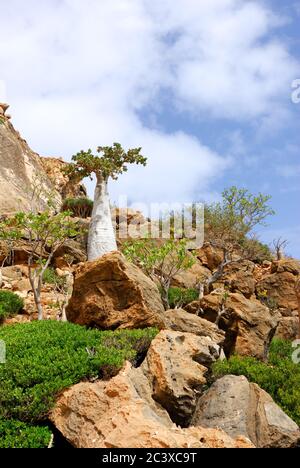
[256,259,300,316]
[0,106,85,215]
[140,330,221,426]
[51,362,253,449]
[164,308,225,346]
[192,375,300,449]
[199,292,279,360]
[66,251,165,329]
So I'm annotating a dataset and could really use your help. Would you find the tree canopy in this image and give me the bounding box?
[65,143,147,181]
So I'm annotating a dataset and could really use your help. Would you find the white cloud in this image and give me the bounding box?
[0,0,298,203]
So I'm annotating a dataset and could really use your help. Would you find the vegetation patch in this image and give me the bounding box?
[61,197,93,218]
[0,321,158,447]
[0,419,52,449]
[168,287,199,309]
[213,339,300,426]
[0,290,24,322]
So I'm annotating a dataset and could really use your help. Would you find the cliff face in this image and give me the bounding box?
[0,103,85,215]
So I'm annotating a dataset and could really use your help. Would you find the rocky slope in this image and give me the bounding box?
[0,103,85,215]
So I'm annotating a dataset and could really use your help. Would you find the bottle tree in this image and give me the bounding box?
[66,143,147,261]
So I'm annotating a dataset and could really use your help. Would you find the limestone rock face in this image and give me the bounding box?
[218,260,256,298]
[256,260,300,316]
[66,251,165,329]
[51,362,253,449]
[0,113,84,215]
[275,316,299,341]
[164,308,225,346]
[199,292,279,360]
[192,375,300,449]
[140,330,221,426]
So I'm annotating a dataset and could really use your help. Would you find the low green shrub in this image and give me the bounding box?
[168,287,199,308]
[61,198,93,218]
[213,339,300,426]
[0,321,158,423]
[43,268,65,287]
[0,419,52,449]
[0,290,24,321]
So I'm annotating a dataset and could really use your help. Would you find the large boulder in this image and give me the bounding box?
[275,316,299,341]
[216,260,256,299]
[66,252,165,329]
[51,362,253,449]
[172,263,211,289]
[192,375,300,448]
[199,292,279,360]
[164,308,225,346]
[256,259,300,316]
[140,330,221,426]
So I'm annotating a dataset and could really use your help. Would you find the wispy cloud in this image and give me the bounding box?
[0,0,298,204]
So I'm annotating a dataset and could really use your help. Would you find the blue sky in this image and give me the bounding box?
[0,0,299,257]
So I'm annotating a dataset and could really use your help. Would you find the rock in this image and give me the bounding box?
[11,278,32,293]
[51,362,253,449]
[195,243,224,271]
[66,251,165,330]
[192,375,300,449]
[172,263,211,289]
[0,114,85,215]
[275,316,299,341]
[53,239,87,268]
[218,260,256,299]
[1,266,23,281]
[164,308,225,346]
[256,260,300,316]
[40,157,86,200]
[199,292,279,360]
[271,259,300,275]
[140,330,221,426]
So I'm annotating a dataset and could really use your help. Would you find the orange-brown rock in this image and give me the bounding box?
[140,330,221,426]
[172,262,211,289]
[275,316,299,341]
[40,157,86,200]
[66,251,165,329]
[199,292,279,360]
[256,259,300,315]
[217,260,256,299]
[164,308,225,346]
[195,243,224,271]
[51,362,253,449]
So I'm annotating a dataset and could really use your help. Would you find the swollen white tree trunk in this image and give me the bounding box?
[88,175,117,261]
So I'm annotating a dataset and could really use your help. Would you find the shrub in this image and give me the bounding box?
[61,198,93,218]
[43,267,65,287]
[0,291,24,321]
[168,287,199,308]
[0,419,52,449]
[213,339,300,426]
[0,321,158,424]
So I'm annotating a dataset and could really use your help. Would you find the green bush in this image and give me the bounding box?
[43,268,64,287]
[0,321,158,423]
[213,339,300,426]
[168,287,199,308]
[0,290,24,321]
[0,419,52,449]
[61,198,93,218]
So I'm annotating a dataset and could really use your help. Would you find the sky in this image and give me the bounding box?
[0,0,299,257]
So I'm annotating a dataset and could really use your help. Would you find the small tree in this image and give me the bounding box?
[0,211,82,321]
[273,238,289,261]
[123,238,195,309]
[202,186,275,291]
[65,143,147,261]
